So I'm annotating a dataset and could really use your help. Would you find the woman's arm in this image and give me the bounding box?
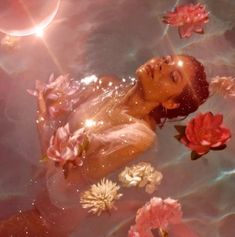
[70,117,156,181]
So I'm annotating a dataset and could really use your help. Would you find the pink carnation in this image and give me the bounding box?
[128,197,182,237]
[47,123,88,168]
[28,74,79,119]
[163,3,209,38]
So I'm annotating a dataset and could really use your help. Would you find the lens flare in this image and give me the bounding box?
[85,119,97,128]
[177,60,184,67]
[0,0,60,37]
[35,28,44,38]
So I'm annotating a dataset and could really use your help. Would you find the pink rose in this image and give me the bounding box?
[163,3,209,38]
[181,112,231,156]
[47,123,88,169]
[128,197,182,237]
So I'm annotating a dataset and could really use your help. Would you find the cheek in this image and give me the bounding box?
[155,82,174,100]
[158,78,173,92]
[158,81,182,99]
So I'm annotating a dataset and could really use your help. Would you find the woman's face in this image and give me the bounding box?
[136,55,195,105]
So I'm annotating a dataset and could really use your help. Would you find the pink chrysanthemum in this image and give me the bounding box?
[163,3,209,38]
[128,197,182,237]
[47,123,89,169]
[210,76,235,98]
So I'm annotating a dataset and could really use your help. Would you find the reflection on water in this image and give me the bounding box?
[0,0,235,237]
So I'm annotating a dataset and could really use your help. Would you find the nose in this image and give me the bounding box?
[148,58,162,66]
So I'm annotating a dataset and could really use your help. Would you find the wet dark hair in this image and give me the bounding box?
[150,55,209,125]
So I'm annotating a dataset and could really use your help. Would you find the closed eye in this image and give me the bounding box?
[163,56,173,65]
[170,70,182,84]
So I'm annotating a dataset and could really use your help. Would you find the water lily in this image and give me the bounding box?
[163,3,209,38]
[47,123,89,173]
[28,74,79,119]
[176,112,231,159]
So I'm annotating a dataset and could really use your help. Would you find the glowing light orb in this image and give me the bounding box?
[177,60,184,67]
[35,28,44,38]
[81,75,98,85]
[85,119,96,128]
[0,0,60,37]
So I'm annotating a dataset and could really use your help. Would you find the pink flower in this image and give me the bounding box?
[181,112,231,156]
[210,76,235,98]
[47,123,89,168]
[163,3,209,38]
[128,197,182,237]
[28,74,79,119]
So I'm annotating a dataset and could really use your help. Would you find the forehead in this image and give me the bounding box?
[148,55,193,67]
[169,56,196,78]
[171,55,193,67]
[146,55,196,79]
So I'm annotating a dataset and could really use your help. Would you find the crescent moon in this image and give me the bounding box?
[3,0,61,37]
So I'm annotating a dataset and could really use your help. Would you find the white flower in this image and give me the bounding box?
[80,179,122,216]
[118,162,163,194]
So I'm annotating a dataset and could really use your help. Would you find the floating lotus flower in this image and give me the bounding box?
[47,123,89,176]
[28,74,79,120]
[163,3,209,38]
[175,112,231,159]
[210,76,235,98]
[128,197,182,237]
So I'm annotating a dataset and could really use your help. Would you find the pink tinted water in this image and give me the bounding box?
[0,0,235,236]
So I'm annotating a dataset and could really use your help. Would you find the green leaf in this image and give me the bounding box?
[191,151,203,160]
[40,155,48,163]
[174,134,183,141]
[63,163,69,179]
[210,144,227,151]
[174,125,186,135]
[83,135,89,150]
[77,144,83,156]
[174,125,186,142]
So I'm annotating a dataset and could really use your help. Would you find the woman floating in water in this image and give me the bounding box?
[0,55,209,236]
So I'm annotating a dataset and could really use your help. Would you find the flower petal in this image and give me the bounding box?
[202,112,213,128]
[187,143,210,155]
[211,114,223,127]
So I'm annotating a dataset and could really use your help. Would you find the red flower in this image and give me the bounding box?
[163,3,209,38]
[181,112,231,156]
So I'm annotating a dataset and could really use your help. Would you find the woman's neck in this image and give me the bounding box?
[124,82,160,118]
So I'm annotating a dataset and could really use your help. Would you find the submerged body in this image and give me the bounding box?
[0,55,209,236]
